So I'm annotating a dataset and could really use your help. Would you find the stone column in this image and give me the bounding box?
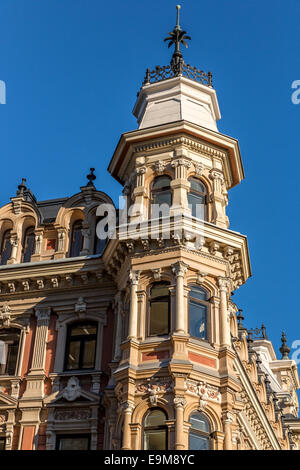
[174,397,186,450]
[31,308,51,371]
[170,150,191,217]
[113,292,124,360]
[80,227,91,256]
[209,169,227,228]
[218,277,231,347]
[121,402,135,450]
[172,262,188,334]
[222,411,234,450]
[7,235,18,264]
[127,271,140,339]
[131,166,147,221]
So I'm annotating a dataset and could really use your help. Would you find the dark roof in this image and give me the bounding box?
[37,198,69,223]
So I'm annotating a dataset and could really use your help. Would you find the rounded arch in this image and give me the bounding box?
[132,398,173,424]
[184,402,221,432]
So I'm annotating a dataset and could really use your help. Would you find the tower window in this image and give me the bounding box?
[143,409,167,450]
[64,321,97,371]
[149,282,170,336]
[0,230,12,266]
[189,285,209,340]
[22,227,35,263]
[0,329,21,376]
[189,412,211,450]
[188,178,207,220]
[70,220,83,257]
[151,176,172,218]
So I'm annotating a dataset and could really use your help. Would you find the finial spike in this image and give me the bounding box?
[86,168,96,187]
[17,177,27,196]
[279,331,290,360]
[176,5,181,28]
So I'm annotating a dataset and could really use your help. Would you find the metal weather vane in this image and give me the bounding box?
[164,5,191,68]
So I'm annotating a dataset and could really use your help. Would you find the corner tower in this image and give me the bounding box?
[104,6,297,451]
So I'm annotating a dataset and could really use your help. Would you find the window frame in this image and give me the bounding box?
[0,437,6,451]
[143,408,168,451]
[150,175,172,219]
[0,229,12,266]
[64,321,98,372]
[69,220,84,257]
[148,282,171,338]
[188,411,211,450]
[22,226,35,263]
[56,433,91,451]
[188,285,210,341]
[187,177,208,221]
[0,327,22,376]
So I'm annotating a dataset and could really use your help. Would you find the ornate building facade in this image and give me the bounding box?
[0,8,299,451]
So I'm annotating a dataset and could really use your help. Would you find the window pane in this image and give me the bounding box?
[23,229,35,263]
[189,179,205,193]
[152,192,172,211]
[189,432,209,450]
[82,340,96,369]
[6,342,19,375]
[0,438,5,450]
[66,340,80,369]
[151,284,170,299]
[189,302,207,339]
[145,410,166,427]
[190,285,207,301]
[150,301,169,335]
[70,222,83,257]
[58,436,90,450]
[190,413,210,432]
[144,429,166,450]
[0,329,20,375]
[152,176,171,190]
[188,193,205,219]
[70,323,97,336]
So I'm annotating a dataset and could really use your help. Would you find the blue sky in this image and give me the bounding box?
[0,0,299,358]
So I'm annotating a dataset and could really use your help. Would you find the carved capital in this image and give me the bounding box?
[172,261,188,278]
[35,307,51,322]
[174,396,187,408]
[129,270,140,286]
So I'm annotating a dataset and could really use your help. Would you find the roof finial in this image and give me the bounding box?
[279,331,290,360]
[86,168,96,187]
[17,177,27,196]
[176,5,181,29]
[164,5,191,71]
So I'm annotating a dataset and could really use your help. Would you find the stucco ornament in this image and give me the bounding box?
[0,304,11,327]
[62,376,81,402]
[75,297,87,317]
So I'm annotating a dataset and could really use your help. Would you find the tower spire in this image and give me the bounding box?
[164,5,191,70]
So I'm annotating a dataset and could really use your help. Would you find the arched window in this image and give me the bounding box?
[70,220,83,257]
[0,328,21,376]
[94,216,108,255]
[151,176,172,218]
[189,285,209,340]
[144,409,167,450]
[64,321,97,371]
[22,227,35,263]
[188,178,207,220]
[149,282,170,336]
[0,230,12,266]
[189,412,211,450]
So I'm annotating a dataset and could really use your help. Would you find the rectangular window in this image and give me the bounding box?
[56,434,90,450]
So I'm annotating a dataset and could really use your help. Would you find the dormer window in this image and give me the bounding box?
[0,230,12,265]
[22,227,35,263]
[70,220,83,257]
